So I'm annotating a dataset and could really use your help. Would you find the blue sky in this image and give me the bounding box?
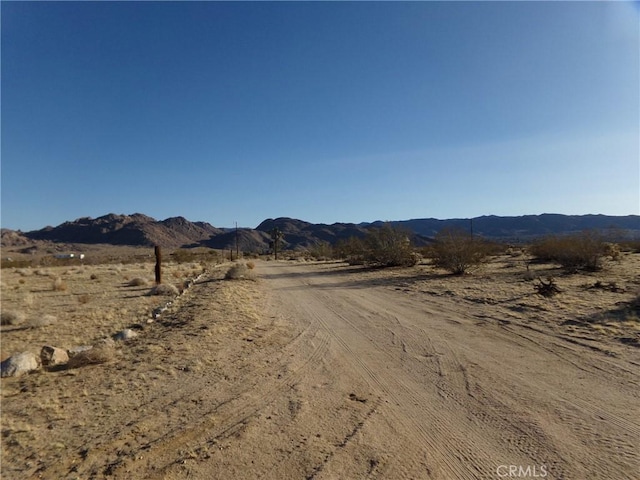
[2,1,638,231]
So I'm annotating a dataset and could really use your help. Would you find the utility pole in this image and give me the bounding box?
[235,222,239,260]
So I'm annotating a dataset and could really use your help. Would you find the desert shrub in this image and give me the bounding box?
[530,231,608,271]
[172,249,197,263]
[308,241,334,261]
[428,227,491,275]
[603,242,621,261]
[29,314,57,328]
[148,283,180,296]
[1,310,26,326]
[335,237,367,265]
[127,277,149,287]
[52,277,67,291]
[618,239,640,253]
[67,345,115,368]
[225,262,256,280]
[533,277,561,297]
[364,224,418,267]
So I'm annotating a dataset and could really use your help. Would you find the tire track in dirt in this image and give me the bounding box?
[274,275,500,479]
[262,262,639,479]
[359,286,640,479]
[314,288,570,479]
[41,273,332,479]
[116,317,332,477]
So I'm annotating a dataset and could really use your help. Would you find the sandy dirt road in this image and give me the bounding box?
[5,261,638,479]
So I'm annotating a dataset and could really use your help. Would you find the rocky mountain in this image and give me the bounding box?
[255,218,371,248]
[3,213,638,252]
[22,213,221,249]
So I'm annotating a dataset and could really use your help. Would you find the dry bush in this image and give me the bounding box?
[127,277,149,287]
[365,225,418,267]
[533,277,561,297]
[148,283,180,296]
[52,277,67,291]
[530,231,609,272]
[308,241,334,261]
[225,263,256,280]
[1,310,26,326]
[335,236,367,265]
[29,314,57,328]
[67,345,115,369]
[429,227,492,275]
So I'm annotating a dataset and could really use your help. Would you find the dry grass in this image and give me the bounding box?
[225,262,257,281]
[28,314,57,328]
[52,276,67,291]
[67,345,116,368]
[148,283,180,296]
[1,310,26,326]
[0,256,201,360]
[127,277,149,287]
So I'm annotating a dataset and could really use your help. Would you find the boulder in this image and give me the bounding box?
[113,329,138,341]
[1,351,40,377]
[40,346,69,367]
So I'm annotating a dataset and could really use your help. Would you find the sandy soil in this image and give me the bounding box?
[1,252,639,479]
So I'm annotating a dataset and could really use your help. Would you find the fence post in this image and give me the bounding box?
[155,246,162,284]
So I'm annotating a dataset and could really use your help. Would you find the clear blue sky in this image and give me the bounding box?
[2,1,638,231]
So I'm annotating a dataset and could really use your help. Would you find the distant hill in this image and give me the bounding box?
[3,213,638,251]
[255,217,372,248]
[380,214,640,241]
[22,213,222,249]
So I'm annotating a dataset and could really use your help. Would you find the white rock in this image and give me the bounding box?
[67,345,93,358]
[1,351,40,377]
[113,329,138,341]
[40,346,69,367]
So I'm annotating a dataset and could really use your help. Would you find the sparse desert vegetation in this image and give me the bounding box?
[1,241,639,479]
[225,262,257,280]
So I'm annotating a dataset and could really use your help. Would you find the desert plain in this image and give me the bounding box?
[1,246,639,479]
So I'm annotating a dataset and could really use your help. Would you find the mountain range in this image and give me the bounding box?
[2,213,638,251]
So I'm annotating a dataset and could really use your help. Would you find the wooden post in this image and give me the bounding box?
[154,246,162,284]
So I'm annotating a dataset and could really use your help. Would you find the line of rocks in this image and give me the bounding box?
[1,270,210,378]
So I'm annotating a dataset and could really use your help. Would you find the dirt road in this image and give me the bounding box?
[5,261,638,479]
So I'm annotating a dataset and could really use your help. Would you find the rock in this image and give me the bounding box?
[1,351,40,377]
[40,346,69,367]
[96,337,116,348]
[113,329,138,341]
[67,345,93,358]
